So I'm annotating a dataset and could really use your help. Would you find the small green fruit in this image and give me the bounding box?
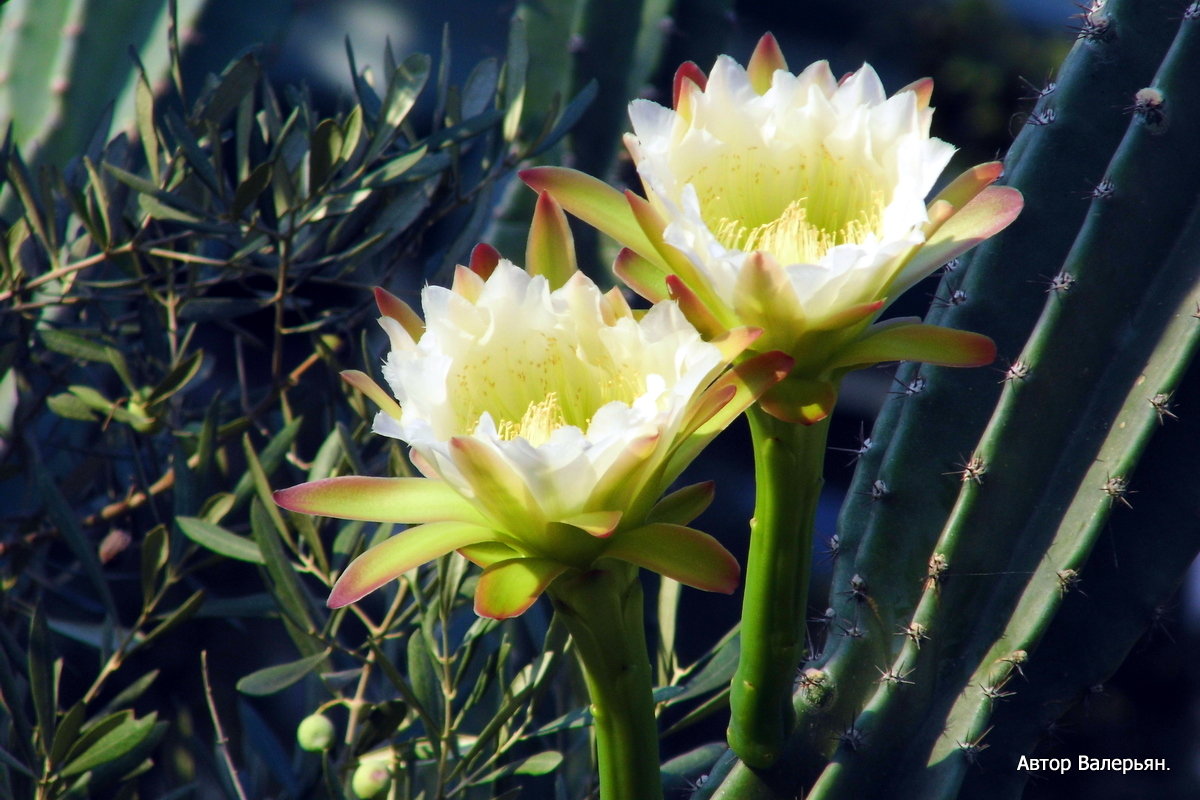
[352,755,393,798]
[296,713,336,751]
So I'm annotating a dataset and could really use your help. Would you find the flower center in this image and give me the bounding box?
[452,339,647,447]
[495,392,569,443]
[713,197,881,266]
[689,145,886,264]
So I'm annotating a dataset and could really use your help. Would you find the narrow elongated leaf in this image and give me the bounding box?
[38,329,109,362]
[28,607,56,753]
[61,712,158,777]
[236,652,328,696]
[177,517,265,564]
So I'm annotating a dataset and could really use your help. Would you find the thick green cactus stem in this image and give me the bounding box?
[549,561,662,800]
[962,377,1200,800]
[802,9,1200,797]
[728,407,829,767]
[745,0,1183,786]
[929,200,1200,797]
[0,0,211,170]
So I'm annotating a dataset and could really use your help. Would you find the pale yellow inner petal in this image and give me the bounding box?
[452,336,645,446]
[687,144,887,264]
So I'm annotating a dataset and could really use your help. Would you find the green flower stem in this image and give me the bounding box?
[728,404,830,768]
[550,561,663,800]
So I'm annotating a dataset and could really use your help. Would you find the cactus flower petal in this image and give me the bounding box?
[474,558,568,619]
[604,523,740,594]
[328,521,498,607]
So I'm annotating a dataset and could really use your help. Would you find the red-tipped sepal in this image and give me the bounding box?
[605,523,740,594]
[829,320,997,372]
[328,521,496,607]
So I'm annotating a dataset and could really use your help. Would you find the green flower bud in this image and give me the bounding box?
[352,755,393,798]
[296,713,336,752]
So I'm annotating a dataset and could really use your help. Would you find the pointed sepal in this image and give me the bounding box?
[328,521,497,607]
[274,476,487,525]
[896,76,934,109]
[469,243,501,280]
[448,437,544,531]
[555,510,623,538]
[615,247,671,303]
[520,166,660,261]
[747,33,787,94]
[672,60,708,108]
[374,287,423,341]
[604,523,740,594]
[758,376,838,425]
[474,557,567,619]
[526,191,577,289]
[829,320,997,371]
[648,481,715,526]
[666,274,730,340]
[894,185,1024,295]
[341,370,403,420]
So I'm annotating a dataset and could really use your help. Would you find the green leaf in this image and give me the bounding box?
[49,702,86,769]
[136,72,159,185]
[231,161,273,219]
[98,671,159,719]
[61,712,158,777]
[360,145,428,189]
[463,58,500,119]
[145,350,203,407]
[340,104,364,163]
[177,517,265,564]
[199,54,262,126]
[140,525,168,605]
[232,418,301,510]
[363,53,431,165]
[137,589,205,651]
[476,751,563,783]
[667,633,740,706]
[309,118,343,189]
[28,607,56,754]
[235,652,328,696]
[47,392,97,421]
[501,17,527,142]
[32,458,117,618]
[250,499,319,654]
[528,80,598,158]
[406,629,444,732]
[38,329,110,362]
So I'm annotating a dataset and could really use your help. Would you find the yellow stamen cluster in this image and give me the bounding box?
[713,197,881,266]
[496,392,569,444]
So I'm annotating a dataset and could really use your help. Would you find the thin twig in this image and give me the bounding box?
[201,650,251,800]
